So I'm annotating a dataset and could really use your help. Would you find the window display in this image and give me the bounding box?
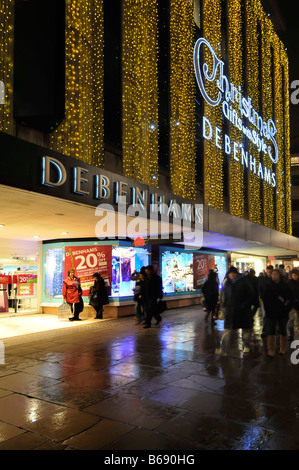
[193,253,227,289]
[43,242,150,302]
[1,260,38,313]
[231,253,266,275]
[111,246,150,297]
[64,245,112,295]
[161,249,227,295]
[44,247,64,299]
[161,251,194,294]
[214,255,227,286]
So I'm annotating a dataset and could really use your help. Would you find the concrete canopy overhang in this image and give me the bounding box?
[200,205,299,257]
[0,185,299,259]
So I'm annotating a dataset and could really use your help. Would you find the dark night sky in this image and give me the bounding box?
[261,0,299,153]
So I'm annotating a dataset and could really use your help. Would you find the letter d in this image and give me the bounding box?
[203,116,212,140]
[42,156,67,187]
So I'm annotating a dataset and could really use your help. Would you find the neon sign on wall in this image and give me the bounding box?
[194,37,277,187]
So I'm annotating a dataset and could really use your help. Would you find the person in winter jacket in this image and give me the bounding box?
[216,266,256,355]
[287,268,299,340]
[202,270,219,323]
[89,272,109,319]
[263,269,293,356]
[62,268,82,321]
[143,265,163,328]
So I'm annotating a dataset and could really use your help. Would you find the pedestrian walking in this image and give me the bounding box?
[133,271,146,324]
[143,265,163,329]
[262,268,293,357]
[287,268,299,341]
[258,264,274,343]
[202,270,219,323]
[247,269,260,317]
[88,272,109,319]
[62,268,83,321]
[215,266,256,355]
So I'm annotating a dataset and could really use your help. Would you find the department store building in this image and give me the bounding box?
[0,0,298,319]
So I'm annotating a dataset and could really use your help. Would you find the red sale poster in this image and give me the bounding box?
[64,245,112,296]
[14,273,37,297]
[193,253,215,289]
[0,275,12,285]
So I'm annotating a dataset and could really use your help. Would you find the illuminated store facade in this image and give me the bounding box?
[0,0,298,318]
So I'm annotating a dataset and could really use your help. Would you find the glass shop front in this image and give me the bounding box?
[230,253,267,276]
[0,253,39,315]
[41,239,228,311]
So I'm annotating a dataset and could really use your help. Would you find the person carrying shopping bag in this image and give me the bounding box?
[62,268,83,321]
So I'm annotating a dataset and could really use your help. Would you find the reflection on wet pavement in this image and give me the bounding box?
[0,306,298,450]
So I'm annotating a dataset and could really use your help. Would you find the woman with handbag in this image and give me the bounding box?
[62,268,83,321]
[89,272,109,319]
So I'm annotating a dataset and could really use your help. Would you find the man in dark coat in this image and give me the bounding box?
[216,266,256,355]
[143,265,163,328]
[258,264,274,340]
[263,269,293,356]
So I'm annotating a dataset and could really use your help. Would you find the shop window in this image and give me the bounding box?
[111,246,150,297]
[1,262,38,313]
[43,242,150,302]
[161,250,227,294]
[161,251,194,294]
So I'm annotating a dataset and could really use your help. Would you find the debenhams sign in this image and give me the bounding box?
[41,155,203,229]
[194,38,278,187]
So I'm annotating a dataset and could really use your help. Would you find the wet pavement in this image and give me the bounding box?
[0,305,299,452]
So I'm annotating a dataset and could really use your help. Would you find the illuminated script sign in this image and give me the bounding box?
[194,37,277,187]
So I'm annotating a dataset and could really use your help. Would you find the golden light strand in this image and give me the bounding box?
[283,50,292,235]
[169,0,196,200]
[0,0,14,134]
[227,0,245,218]
[49,0,104,166]
[202,0,223,211]
[122,0,159,187]
[273,34,287,232]
[260,8,275,229]
[246,0,262,224]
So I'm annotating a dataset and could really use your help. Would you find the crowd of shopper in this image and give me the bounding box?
[63,261,298,356]
[62,264,164,328]
[202,264,299,358]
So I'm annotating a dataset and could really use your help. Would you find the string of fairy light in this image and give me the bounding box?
[0,0,14,134]
[122,0,159,187]
[283,54,292,235]
[246,0,262,225]
[227,0,245,219]
[169,0,196,200]
[202,0,224,211]
[260,8,275,230]
[49,0,104,166]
